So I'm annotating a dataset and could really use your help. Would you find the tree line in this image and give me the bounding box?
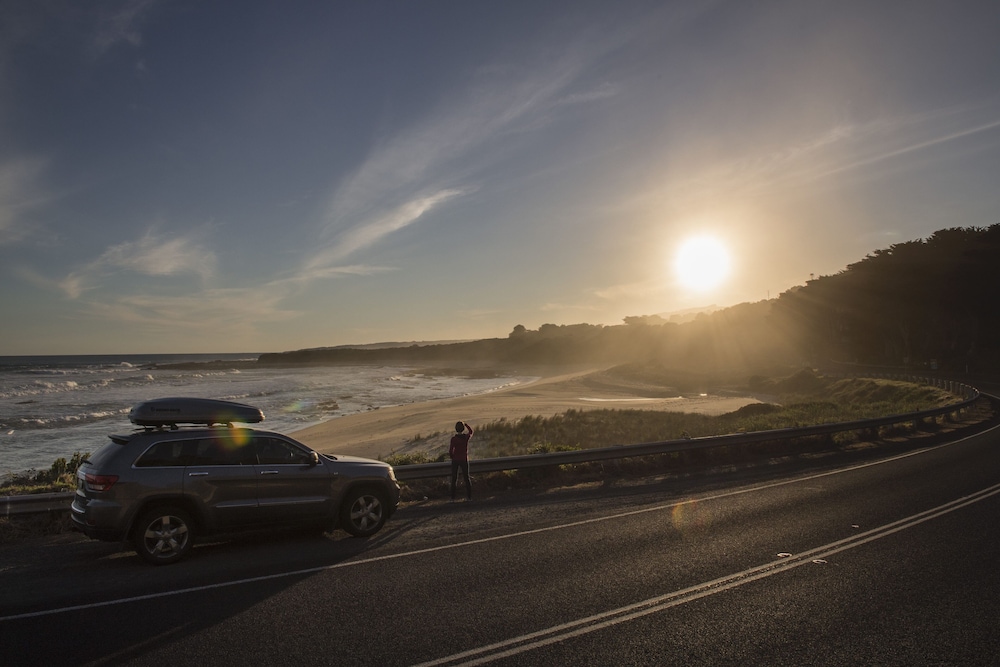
[258,225,1000,374]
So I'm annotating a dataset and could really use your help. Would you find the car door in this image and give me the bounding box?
[181,435,259,530]
[252,435,334,524]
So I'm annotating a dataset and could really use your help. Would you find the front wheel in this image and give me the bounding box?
[340,488,388,537]
[133,506,195,565]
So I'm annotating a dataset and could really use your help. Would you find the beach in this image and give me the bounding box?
[0,357,760,474]
[0,356,524,474]
[294,367,760,460]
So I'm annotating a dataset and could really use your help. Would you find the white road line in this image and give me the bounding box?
[0,429,991,623]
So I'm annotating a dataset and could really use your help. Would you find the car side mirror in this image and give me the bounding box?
[309,451,320,467]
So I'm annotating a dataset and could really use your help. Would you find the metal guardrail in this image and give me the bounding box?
[2,491,76,517]
[2,377,982,515]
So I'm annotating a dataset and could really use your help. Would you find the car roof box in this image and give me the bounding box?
[129,397,264,427]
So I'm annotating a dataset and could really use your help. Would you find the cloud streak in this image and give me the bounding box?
[304,188,465,276]
[311,34,625,277]
[82,286,296,331]
[91,0,158,56]
[813,116,1000,181]
[0,156,50,245]
[635,105,1000,215]
[60,230,216,298]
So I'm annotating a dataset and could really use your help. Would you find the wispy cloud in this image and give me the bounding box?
[288,264,395,283]
[91,0,158,56]
[639,105,1000,212]
[310,36,626,279]
[0,156,50,245]
[556,81,620,107]
[60,229,216,298]
[812,116,1000,181]
[305,188,465,276]
[80,286,297,335]
[540,301,601,313]
[592,279,665,301]
[100,232,216,278]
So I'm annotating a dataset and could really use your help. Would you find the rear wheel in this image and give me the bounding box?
[340,488,388,537]
[133,506,195,565]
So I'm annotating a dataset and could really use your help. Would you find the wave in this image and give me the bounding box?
[14,362,143,377]
[0,374,158,400]
[0,363,530,473]
[2,408,131,431]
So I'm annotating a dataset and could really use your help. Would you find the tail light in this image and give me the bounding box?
[85,473,119,492]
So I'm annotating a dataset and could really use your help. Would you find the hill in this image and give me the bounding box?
[258,225,1000,374]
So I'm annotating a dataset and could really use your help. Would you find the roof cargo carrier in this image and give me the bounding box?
[129,397,264,427]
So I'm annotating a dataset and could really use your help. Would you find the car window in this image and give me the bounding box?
[90,440,127,467]
[190,437,256,466]
[135,436,256,467]
[135,439,188,467]
[255,436,312,465]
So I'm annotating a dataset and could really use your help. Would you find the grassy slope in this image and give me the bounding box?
[384,370,957,465]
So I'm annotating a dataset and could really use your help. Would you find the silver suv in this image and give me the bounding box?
[71,397,400,565]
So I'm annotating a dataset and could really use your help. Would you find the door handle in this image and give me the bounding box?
[188,472,208,477]
[260,470,280,475]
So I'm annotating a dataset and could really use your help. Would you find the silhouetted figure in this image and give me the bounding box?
[449,421,473,502]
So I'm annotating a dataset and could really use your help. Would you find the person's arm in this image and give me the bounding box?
[464,422,473,437]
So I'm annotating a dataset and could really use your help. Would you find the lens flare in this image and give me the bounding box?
[671,501,710,532]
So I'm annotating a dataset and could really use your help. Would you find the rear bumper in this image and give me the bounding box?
[71,497,127,542]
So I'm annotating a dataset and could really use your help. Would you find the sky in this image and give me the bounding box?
[2,0,1000,355]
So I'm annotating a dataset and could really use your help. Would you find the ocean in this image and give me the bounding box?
[0,354,527,476]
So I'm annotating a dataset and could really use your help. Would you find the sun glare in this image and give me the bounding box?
[674,236,731,291]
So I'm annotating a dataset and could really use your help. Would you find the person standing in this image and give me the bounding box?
[449,421,473,502]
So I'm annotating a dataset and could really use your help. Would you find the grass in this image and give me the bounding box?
[387,370,958,465]
[1,451,89,496]
[383,370,973,501]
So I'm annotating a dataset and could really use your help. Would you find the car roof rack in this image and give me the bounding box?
[129,397,264,428]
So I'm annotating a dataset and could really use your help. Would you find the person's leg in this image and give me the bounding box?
[450,460,459,501]
[461,461,472,500]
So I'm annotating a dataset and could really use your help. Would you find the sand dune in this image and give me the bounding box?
[294,367,759,461]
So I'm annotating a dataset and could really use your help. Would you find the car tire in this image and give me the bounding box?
[133,506,195,565]
[340,487,388,537]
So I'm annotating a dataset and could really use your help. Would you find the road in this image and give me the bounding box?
[3,418,1000,666]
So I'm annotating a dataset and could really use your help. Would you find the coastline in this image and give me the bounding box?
[294,366,760,461]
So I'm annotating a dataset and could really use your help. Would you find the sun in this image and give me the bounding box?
[674,236,731,291]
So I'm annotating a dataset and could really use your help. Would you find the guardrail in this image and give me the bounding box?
[2,377,983,515]
[2,491,76,517]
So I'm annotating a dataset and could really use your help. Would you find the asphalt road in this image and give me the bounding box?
[3,420,1000,666]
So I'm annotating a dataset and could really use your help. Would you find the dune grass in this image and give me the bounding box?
[381,371,973,503]
[385,372,958,468]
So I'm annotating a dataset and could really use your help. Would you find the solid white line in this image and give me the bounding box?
[0,428,991,623]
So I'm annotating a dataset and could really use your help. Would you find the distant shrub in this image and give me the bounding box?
[382,452,441,467]
[2,451,90,495]
[730,403,782,418]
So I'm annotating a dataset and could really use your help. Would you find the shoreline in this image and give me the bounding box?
[293,366,760,461]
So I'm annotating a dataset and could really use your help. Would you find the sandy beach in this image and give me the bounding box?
[294,367,760,460]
